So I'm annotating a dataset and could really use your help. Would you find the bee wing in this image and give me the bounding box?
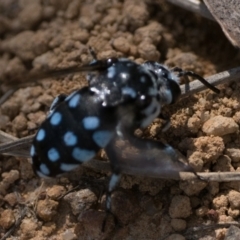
[3,61,109,87]
[0,132,32,158]
[104,127,194,180]
[117,146,193,179]
[0,60,110,105]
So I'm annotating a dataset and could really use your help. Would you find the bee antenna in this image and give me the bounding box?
[172,67,220,94]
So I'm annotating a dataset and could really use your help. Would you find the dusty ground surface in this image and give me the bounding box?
[0,0,240,239]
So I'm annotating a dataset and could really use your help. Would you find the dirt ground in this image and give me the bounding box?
[0,0,240,239]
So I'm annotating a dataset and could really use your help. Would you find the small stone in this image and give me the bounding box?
[207,209,219,222]
[19,1,42,29]
[27,111,46,126]
[179,180,207,196]
[225,225,240,240]
[23,102,41,113]
[0,209,15,229]
[62,229,77,240]
[4,193,17,206]
[109,190,140,225]
[134,129,143,137]
[0,115,9,129]
[72,30,89,44]
[87,36,111,54]
[138,41,160,61]
[171,218,186,231]
[123,0,149,31]
[112,37,130,54]
[65,0,80,19]
[215,228,227,239]
[129,44,138,57]
[30,86,43,98]
[36,199,59,221]
[0,170,20,195]
[165,234,185,240]
[213,194,228,209]
[38,94,54,107]
[1,100,20,120]
[228,208,240,218]
[33,51,59,70]
[134,21,163,44]
[233,112,240,124]
[60,39,75,52]
[64,189,97,215]
[169,195,192,219]
[187,151,204,172]
[200,111,210,122]
[187,116,201,133]
[76,210,114,238]
[218,207,229,216]
[195,206,208,217]
[0,16,10,34]
[165,52,200,72]
[149,124,160,136]
[218,214,234,222]
[225,148,240,162]
[12,114,28,132]
[2,31,50,61]
[140,195,160,215]
[190,196,201,208]
[46,185,66,200]
[42,222,56,237]
[228,190,240,209]
[103,6,119,22]
[97,50,118,60]
[101,32,110,40]
[19,158,35,179]
[212,155,234,172]
[20,218,38,239]
[202,116,239,136]
[79,16,93,30]
[180,136,225,163]
[207,182,219,195]
[42,6,55,19]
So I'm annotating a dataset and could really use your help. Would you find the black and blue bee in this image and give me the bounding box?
[29,56,219,222]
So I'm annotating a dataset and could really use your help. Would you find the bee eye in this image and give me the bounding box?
[135,95,152,108]
[161,70,168,78]
[107,58,118,66]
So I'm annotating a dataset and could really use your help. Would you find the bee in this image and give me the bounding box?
[27,55,219,228]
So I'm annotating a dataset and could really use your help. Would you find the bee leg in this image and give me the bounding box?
[101,141,122,231]
[158,113,171,132]
[171,67,220,94]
